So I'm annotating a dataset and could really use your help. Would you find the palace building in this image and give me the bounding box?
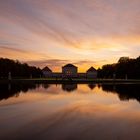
[62,64,78,78]
[42,64,97,79]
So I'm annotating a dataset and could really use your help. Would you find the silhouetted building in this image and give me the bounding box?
[86,67,97,79]
[42,66,52,77]
[62,64,78,78]
[52,72,62,78]
[78,73,87,79]
[42,64,98,79]
[88,84,96,90]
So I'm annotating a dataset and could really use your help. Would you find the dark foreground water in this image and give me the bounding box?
[0,83,140,140]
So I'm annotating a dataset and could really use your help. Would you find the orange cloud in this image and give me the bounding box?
[0,46,49,61]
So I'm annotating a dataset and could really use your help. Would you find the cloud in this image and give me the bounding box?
[25,59,106,72]
[1,0,140,46]
[26,59,68,68]
[0,0,140,70]
[0,46,48,61]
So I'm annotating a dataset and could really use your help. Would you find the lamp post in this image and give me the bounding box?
[8,72,11,81]
[113,73,116,81]
[125,74,128,80]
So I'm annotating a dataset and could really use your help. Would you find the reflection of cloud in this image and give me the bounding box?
[62,84,77,92]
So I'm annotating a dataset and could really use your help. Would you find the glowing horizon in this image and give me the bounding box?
[0,0,140,72]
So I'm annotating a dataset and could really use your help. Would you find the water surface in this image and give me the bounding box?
[0,83,140,140]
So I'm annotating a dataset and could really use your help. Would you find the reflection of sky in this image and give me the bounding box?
[0,0,140,71]
[0,84,140,106]
[0,84,140,139]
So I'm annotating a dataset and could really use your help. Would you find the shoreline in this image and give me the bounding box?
[0,78,140,84]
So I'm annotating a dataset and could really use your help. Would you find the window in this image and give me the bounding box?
[66,70,72,75]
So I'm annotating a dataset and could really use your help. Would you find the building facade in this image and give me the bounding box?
[86,67,97,79]
[42,64,98,79]
[62,64,78,78]
[42,66,52,77]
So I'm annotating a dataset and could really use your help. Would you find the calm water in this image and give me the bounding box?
[0,83,140,140]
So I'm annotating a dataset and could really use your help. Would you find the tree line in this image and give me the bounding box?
[98,56,140,79]
[0,56,140,79]
[0,58,42,78]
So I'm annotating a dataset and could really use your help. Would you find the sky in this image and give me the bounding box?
[0,0,140,72]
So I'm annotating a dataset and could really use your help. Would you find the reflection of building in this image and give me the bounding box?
[42,84,50,89]
[62,84,77,92]
[42,66,52,77]
[62,64,78,78]
[86,67,97,79]
[88,84,96,90]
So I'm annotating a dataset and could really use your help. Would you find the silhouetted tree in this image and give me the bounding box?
[98,56,140,79]
[0,58,43,78]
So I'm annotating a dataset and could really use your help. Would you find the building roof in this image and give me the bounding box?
[86,67,97,72]
[63,64,77,68]
[42,66,52,72]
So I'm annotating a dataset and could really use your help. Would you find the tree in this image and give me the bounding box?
[97,56,140,79]
[118,57,129,63]
[0,58,43,78]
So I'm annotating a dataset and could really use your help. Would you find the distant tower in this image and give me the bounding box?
[30,74,32,79]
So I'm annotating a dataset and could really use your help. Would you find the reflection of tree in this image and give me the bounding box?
[88,84,96,90]
[101,84,140,103]
[62,84,77,92]
[0,83,37,101]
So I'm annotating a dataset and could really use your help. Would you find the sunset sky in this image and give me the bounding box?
[0,0,140,72]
